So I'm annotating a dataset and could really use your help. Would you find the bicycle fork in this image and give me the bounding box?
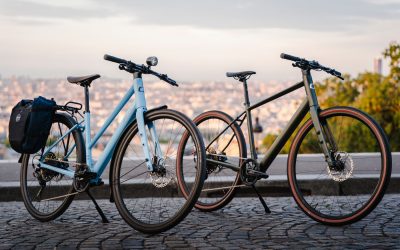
[134,74,163,171]
[303,69,337,166]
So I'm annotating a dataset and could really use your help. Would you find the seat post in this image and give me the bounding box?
[241,78,251,109]
[84,85,90,112]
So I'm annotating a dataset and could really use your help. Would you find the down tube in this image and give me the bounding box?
[92,104,137,177]
[259,98,309,171]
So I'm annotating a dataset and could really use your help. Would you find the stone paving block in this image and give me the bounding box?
[0,195,399,249]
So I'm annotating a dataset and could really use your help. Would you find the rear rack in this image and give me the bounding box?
[56,101,82,112]
[56,101,84,121]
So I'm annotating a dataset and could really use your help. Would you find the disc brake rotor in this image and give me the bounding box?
[327,151,354,182]
[149,158,173,188]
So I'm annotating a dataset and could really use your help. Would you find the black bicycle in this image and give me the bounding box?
[177,53,392,225]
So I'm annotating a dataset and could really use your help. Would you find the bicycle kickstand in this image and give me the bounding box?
[87,189,109,223]
[251,184,271,214]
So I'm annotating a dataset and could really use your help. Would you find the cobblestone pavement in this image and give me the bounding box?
[0,195,399,249]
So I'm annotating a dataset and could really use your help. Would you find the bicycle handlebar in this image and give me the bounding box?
[104,54,178,87]
[280,53,344,80]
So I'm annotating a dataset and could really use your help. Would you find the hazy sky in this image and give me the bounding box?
[0,0,399,82]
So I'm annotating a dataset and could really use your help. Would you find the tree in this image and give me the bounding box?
[383,41,400,83]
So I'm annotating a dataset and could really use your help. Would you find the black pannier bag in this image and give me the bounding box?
[9,96,56,154]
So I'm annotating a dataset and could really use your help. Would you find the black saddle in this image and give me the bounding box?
[67,74,100,87]
[226,71,256,80]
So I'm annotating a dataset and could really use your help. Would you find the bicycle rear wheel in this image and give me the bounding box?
[111,109,206,234]
[288,107,391,225]
[177,110,246,211]
[20,113,85,221]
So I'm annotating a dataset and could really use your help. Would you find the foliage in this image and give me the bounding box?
[3,138,10,148]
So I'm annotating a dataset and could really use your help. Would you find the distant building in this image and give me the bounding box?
[374,58,382,75]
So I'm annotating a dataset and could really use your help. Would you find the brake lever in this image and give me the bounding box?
[292,62,303,68]
[292,60,310,69]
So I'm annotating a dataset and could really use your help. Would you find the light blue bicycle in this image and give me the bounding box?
[20,54,206,233]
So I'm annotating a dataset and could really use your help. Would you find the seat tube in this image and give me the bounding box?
[85,112,93,169]
[302,69,334,165]
[84,85,93,169]
[133,73,154,171]
[242,79,258,160]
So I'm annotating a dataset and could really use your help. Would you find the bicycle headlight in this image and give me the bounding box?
[146,56,158,67]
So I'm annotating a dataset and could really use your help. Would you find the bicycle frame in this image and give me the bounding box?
[37,73,163,181]
[206,69,336,172]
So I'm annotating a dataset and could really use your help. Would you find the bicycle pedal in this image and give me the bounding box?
[257,173,269,179]
[247,169,269,179]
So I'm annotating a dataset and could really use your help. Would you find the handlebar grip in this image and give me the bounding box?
[157,73,177,86]
[167,78,178,87]
[333,70,344,80]
[104,54,127,64]
[162,75,178,86]
[280,53,301,62]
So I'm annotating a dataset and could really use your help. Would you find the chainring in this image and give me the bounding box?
[240,159,259,185]
[73,167,91,192]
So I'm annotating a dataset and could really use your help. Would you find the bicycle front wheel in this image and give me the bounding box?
[111,109,206,234]
[288,107,391,225]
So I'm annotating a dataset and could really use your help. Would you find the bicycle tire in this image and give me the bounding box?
[287,107,392,225]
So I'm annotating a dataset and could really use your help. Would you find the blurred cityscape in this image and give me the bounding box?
[0,75,303,159]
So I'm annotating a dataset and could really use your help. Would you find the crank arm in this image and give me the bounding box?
[246,169,269,178]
